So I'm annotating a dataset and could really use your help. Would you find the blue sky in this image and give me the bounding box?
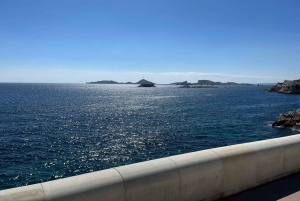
[0,0,299,83]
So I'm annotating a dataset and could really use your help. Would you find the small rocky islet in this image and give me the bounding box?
[272,109,300,130]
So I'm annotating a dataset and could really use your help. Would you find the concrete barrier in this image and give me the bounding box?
[115,158,180,201]
[1,134,300,201]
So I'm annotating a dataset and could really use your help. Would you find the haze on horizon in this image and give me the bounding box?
[0,0,299,84]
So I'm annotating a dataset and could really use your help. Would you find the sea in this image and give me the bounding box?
[1,83,300,190]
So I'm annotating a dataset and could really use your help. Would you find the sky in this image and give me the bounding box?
[0,0,299,84]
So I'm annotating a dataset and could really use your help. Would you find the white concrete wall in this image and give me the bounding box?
[1,134,300,201]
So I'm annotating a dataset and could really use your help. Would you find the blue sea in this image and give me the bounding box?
[1,83,300,190]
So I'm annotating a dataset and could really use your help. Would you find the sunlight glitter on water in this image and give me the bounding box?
[0,84,300,190]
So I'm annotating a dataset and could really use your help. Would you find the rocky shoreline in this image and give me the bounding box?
[267,79,300,94]
[267,85,300,94]
[272,109,300,130]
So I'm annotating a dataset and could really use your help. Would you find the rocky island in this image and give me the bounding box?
[267,79,300,94]
[171,80,252,86]
[86,79,154,86]
[136,79,155,87]
[272,109,300,130]
[196,80,252,86]
[86,80,120,84]
[171,80,252,88]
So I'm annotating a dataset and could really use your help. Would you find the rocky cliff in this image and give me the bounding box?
[272,109,300,130]
[267,80,300,94]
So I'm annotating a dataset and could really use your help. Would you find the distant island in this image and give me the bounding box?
[171,80,252,86]
[267,79,300,94]
[87,79,155,87]
[196,80,252,86]
[136,79,155,87]
[86,80,121,84]
[86,79,252,86]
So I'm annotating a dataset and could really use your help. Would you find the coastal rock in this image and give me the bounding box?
[179,85,218,88]
[179,85,191,88]
[272,109,300,130]
[267,79,300,94]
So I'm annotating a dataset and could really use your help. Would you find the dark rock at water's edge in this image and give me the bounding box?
[138,84,155,87]
[272,109,300,130]
[171,81,192,85]
[179,85,217,88]
[136,79,155,87]
[267,79,300,94]
[170,80,252,86]
[179,85,191,88]
[192,86,218,88]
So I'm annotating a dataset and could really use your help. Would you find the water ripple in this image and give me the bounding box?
[0,83,299,190]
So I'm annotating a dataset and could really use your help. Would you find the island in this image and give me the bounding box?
[195,80,252,86]
[87,79,156,87]
[136,79,155,87]
[267,79,300,94]
[272,109,300,130]
[170,80,252,87]
[86,80,120,84]
[86,79,252,86]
